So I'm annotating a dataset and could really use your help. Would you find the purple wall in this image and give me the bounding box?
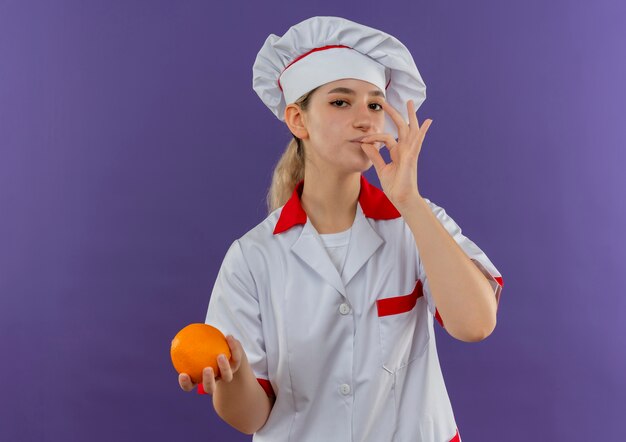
[1,1,624,440]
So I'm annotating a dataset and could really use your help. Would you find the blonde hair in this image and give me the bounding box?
[265,87,318,214]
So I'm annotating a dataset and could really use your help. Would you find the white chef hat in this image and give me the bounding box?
[252,16,427,139]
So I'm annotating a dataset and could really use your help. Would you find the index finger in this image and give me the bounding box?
[407,100,420,135]
[380,100,409,140]
[178,373,196,392]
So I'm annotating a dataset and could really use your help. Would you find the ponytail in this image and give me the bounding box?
[265,137,305,213]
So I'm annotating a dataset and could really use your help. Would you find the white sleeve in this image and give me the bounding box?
[205,239,269,382]
[415,199,504,319]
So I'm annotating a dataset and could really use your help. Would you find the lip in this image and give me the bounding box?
[349,136,370,142]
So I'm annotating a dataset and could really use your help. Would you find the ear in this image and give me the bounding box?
[284,103,309,140]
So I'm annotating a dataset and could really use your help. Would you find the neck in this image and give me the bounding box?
[300,170,360,234]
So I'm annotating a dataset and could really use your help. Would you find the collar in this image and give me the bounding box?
[273,174,401,235]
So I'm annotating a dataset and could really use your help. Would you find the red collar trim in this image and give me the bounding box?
[273,175,400,235]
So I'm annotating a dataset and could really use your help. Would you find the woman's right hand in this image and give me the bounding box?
[178,335,247,394]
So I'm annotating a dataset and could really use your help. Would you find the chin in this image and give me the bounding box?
[348,157,374,174]
[353,150,373,168]
[326,148,372,173]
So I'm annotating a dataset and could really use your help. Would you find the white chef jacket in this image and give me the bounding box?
[203,174,503,442]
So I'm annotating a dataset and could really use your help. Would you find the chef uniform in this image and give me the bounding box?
[201,16,504,442]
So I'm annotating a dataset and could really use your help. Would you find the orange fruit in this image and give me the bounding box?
[170,323,231,384]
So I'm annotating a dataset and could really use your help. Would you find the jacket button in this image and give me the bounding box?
[338,303,351,315]
[339,384,351,395]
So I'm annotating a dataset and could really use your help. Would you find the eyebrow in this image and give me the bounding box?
[326,87,385,98]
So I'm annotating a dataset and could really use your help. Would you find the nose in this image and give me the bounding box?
[352,103,375,131]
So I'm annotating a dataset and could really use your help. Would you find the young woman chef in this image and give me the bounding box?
[178,16,504,442]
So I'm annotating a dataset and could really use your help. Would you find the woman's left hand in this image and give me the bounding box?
[359,99,432,209]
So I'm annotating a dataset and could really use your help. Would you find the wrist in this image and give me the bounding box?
[394,192,426,214]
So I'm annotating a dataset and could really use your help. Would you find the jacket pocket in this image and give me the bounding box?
[376,279,430,373]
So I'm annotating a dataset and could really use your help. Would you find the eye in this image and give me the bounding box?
[331,99,348,107]
[369,103,383,111]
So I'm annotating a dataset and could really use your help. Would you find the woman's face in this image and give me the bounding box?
[300,78,386,174]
